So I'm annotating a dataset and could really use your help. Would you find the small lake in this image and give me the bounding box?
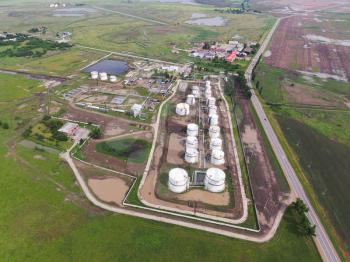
[186,16,226,26]
[83,60,129,75]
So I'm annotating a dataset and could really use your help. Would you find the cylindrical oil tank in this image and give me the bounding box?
[208,107,217,117]
[209,114,219,126]
[204,168,226,192]
[99,72,108,81]
[211,149,225,165]
[186,94,196,106]
[209,125,220,138]
[168,168,189,193]
[210,138,222,150]
[185,148,199,164]
[205,89,212,99]
[187,123,199,137]
[207,97,216,106]
[186,136,198,149]
[91,71,99,80]
[110,75,117,82]
[176,103,190,116]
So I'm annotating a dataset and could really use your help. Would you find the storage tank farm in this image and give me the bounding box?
[168,168,189,193]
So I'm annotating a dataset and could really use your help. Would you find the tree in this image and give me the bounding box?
[292,198,309,215]
[2,122,9,129]
[90,127,101,139]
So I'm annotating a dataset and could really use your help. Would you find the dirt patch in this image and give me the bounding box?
[167,133,185,165]
[178,189,230,206]
[33,155,47,160]
[241,125,262,153]
[88,177,129,206]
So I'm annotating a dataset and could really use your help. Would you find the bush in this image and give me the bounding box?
[52,131,68,141]
[2,122,9,129]
[90,127,101,139]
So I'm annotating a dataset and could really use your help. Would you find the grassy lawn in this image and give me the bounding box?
[96,138,151,164]
[0,73,43,102]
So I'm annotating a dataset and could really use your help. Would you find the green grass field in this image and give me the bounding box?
[0,69,321,261]
[96,138,151,163]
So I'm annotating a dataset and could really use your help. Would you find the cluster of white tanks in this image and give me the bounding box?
[176,85,200,116]
[168,167,226,193]
[185,123,199,164]
[205,81,225,166]
[90,71,117,82]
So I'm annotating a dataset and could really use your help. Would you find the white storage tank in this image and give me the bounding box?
[205,80,211,89]
[210,138,222,150]
[110,75,117,82]
[205,168,226,193]
[91,71,99,80]
[205,89,212,99]
[185,148,199,164]
[207,97,216,106]
[176,103,190,116]
[187,123,199,137]
[209,114,219,126]
[186,136,198,149]
[186,94,196,106]
[208,107,217,117]
[211,149,225,165]
[209,125,220,138]
[99,72,108,81]
[168,168,189,193]
[208,104,217,112]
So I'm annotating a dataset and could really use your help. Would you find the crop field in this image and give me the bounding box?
[96,138,152,164]
[276,116,350,252]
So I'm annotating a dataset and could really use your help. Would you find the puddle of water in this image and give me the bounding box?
[185,16,226,26]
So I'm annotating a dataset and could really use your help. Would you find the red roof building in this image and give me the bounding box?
[226,51,237,62]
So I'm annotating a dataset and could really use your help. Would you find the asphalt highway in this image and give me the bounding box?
[245,17,340,262]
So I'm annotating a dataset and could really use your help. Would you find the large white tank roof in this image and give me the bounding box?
[210,137,222,150]
[209,125,220,138]
[186,94,196,105]
[211,149,225,165]
[187,123,199,136]
[168,168,189,193]
[176,103,190,116]
[186,136,198,149]
[205,168,226,192]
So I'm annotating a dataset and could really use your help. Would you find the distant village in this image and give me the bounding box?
[184,39,260,62]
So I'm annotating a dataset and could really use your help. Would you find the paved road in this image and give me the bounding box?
[245,17,340,262]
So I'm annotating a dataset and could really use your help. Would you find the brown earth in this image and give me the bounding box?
[265,15,350,80]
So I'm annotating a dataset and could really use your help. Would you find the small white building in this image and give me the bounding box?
[168,168,189,193]
[205,168,226,193]
[99,72,108,81]
[211,149,225,165]
[187,123,199,137]
[58,122,79,136]
[110,75,117,82]
[185,148,199,164]
[131,104,142,117]
[176,103,190,116]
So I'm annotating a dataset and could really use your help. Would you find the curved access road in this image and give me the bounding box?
[245,17,340,262]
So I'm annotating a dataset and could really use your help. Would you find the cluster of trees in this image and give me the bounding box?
[237,70,252,99]
[90,127,101,139]
[290,198,316,236]
[214,0,250,13]
[41,115,68,141]
[0,120,9,129]
[0,36,72,58]
[195,57,241,73]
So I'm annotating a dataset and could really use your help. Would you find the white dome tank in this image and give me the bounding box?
[185,148,199,164]
[205,89,212,99]
[208,107,217,117]
[207,97,216,106]
[211,149,225,165]
[209,114,219,126]
[176,103,190,116]
[168,168,189,193]
[110,75,117,82]
[91,71,99,80]
[187,123,199,137]
[209,125,220,138]
[204,168,226,192]
[186,136,198,149]
[186,94,196,106]
[210,138,222,150]
[99,72,108,81]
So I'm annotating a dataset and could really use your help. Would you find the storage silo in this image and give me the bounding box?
[210,138,222,150]
[99,72,108,81]
[185,148,199,164]
[110,75,117,82]
[187,123,199,137]
[176,103,190,116]
[168,168,189,193]
[209,125,220,138]
[209,114,219,126]
[186,136,198,149]
[204,168,226,192]
[211,149,225,165]
[207,97,216,106]
[91,71,99,80]
[186,94,196,106]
